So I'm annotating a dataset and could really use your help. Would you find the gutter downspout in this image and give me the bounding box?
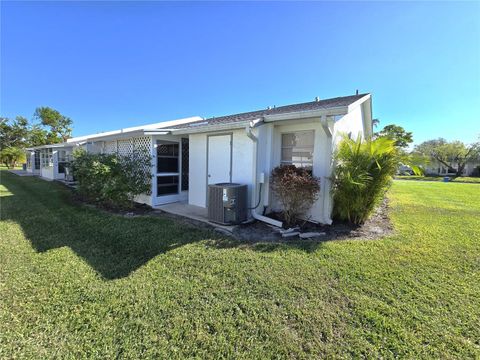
[320,115,334,225]
[246,119,283,228]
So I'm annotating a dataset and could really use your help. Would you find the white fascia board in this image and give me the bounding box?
[263,107,348,122]
[27,143,74,150]
[347,94,371,112]
[135,116,203,130]
[65,116,203,143]
[66,130,121,143]
[80,130,147,142]
[143,130,172,135]
[171,121,251,135]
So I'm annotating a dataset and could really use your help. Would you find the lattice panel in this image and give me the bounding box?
[133,136,151,154]
[117,139,133,157]
[104,141,117,154]
[133,137,152,182]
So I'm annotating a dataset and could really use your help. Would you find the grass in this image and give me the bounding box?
[1,171,479,358]
[396,175,480,183]
[0,165,22,170]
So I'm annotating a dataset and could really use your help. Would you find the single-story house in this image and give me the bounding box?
[26,93,373,225]
[424,160,480,176]
[25,144,75,180]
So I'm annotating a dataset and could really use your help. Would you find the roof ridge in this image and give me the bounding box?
[194,93,370,123]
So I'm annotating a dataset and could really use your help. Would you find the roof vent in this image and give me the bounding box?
[315,96,320,102]
[355,89,359,95]
[267,106,272,110]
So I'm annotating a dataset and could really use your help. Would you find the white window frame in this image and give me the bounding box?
[41,148,53,168]
[156,140,180,197]
[280,130,314,169]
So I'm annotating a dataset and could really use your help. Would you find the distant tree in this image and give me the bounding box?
[0,147,26,168]
[375,124,413,149]
[414,138,480,176]
[27,124,50,147]
[34,107,73,142]
[0,116,29,150]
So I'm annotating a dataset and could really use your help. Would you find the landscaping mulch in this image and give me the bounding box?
[231,197,393,243]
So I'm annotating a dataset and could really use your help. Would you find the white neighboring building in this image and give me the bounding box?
[25,93,373,224]
[424,160,480,176]
[26,144,75,180]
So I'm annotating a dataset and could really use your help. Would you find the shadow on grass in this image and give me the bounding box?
[1,172,329,280]
[0,172,217,280]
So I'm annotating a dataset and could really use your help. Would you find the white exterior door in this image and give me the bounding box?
[207,134,232,184]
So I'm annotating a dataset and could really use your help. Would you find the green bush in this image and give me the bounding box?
[332,136,398,224]
[71,148,152,209]
[270,165,320,227]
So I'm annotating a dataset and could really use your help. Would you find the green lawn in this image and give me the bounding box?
[1,172,479,358]
[396,175,480,183]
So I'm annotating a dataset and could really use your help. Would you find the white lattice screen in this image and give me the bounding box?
[103,137,151,156]
[117,139,133,156]
[104,141,117,154]
[132,137,151,154]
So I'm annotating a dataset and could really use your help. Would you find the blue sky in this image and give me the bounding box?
[1,1,479,145]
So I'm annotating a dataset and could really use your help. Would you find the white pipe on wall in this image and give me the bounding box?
[245,120,283,228]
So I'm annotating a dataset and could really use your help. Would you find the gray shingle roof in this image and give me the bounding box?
[171,93,369,130]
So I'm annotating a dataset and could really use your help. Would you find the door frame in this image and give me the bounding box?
[206,132,233,204]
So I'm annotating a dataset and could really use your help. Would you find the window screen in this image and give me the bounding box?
[34,151,40,169]
[157,175,179,196]
[181,138,189,191]
[281,131,314,169]
[156,141,179,173]
[156,140,180,197]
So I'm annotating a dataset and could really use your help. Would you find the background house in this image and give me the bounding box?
[424,160,480,176]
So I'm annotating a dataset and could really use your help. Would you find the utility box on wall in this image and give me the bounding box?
[208,183,247,225]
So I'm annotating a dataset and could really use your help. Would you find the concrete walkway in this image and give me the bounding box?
[7,170,35,177]
[154,201,235,234]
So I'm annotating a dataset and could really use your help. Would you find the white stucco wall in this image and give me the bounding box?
[332,104,365,145]
[231,130,255,204]
[188,133,208,207]
[260,119,331,223]
[188,129,255,208]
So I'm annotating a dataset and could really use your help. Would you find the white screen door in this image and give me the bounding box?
[207,134,232,184]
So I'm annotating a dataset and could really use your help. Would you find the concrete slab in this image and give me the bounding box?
[154,201,235,234]
[7,170,35,177]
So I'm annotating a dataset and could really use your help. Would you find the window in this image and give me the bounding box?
[34,151,40,169]
[41,149,53,167]
[157,175,179,196]
[281,131,314,169]
[156,140,179,196]
[181,138,189,191]
[57,150,71,174]
[157,141,179,173]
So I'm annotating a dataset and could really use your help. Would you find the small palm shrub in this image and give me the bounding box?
[71,148,152,209]
[270,165,320,227]
[0,147,26,168]
[332,136,398,224]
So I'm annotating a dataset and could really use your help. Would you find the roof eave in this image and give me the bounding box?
[171,121,251,135]
[26,143,74,150]
[263,106,348,122]
[347,94,371,113]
